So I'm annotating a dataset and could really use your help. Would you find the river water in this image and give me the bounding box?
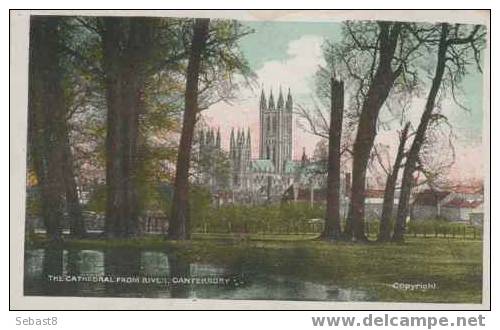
[24,247,374,301]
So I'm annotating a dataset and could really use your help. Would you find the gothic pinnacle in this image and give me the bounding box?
[277,86,284,110]
[268,88,275,110]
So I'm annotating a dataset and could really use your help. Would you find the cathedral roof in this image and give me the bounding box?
[283,160,299,174]
[250,159,275,173]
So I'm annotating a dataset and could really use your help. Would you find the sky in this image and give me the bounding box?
[201,20,486,183]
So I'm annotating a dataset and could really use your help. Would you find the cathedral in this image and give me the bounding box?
[198,87,328,205]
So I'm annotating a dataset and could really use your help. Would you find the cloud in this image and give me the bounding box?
[202,34,485,183]
[202,35,326,159]
[256,35,325,94]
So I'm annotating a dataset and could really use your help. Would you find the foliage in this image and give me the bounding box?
[198,20,256,109]
[25,187,41,218]
[190,202,325,234]
[191,136,232,190]
[84,184,107,214]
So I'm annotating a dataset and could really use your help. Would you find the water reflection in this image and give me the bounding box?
[168,253,191,298]
[24,247,373,301]
[25,249,44,280]
[141,252,169,275]
[65,250,105,275]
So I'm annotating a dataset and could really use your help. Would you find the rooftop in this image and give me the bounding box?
[443,198,483,209]
[250,159,275,173]
[414,190,451,206]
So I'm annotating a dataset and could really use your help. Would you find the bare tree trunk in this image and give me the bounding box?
[378,122,410,242]
[168,19,210,240]
[345,22,402,242]
[62,128,86,238]
[321,78,344,240]
[343,207,353,239]
[393,24,449,242]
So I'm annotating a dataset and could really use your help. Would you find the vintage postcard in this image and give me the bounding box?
[10,10,490,310]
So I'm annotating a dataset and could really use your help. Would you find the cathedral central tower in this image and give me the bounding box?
[259,87,293,173]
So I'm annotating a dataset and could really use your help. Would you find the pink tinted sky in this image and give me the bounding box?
[202,35,325,161]
[201,33,486,184]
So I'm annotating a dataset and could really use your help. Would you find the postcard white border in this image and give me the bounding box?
[10,9,491,310]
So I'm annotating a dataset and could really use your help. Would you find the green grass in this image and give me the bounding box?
[26,234,483,304]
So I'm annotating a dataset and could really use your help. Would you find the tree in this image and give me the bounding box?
[316,21,426,241]
[28,16,86,240]
[320,78,344,240]
[168,19,254,240]
[377,122,410,241]
[345,22,405,241]
[54,17,251,239]
[66,17,188,226]
[393,23,486,241]
[99,17,158,238]
[168,18,211,240]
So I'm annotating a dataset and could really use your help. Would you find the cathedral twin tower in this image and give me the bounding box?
[201,87,293,194]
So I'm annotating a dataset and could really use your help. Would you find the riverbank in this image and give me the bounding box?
[25,235,483,303]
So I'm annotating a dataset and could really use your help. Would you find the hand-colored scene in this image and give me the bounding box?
[25,15,487,304]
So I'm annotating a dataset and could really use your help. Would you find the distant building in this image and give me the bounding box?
[441,198,483,223]
[363,189,399,221]
[196,127,224,191]
[198,87,349,205]
[227,87,296,203]
[411,190,452,220]
[411,187,484,224]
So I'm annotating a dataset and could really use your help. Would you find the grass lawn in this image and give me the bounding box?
[26,234,484,303]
